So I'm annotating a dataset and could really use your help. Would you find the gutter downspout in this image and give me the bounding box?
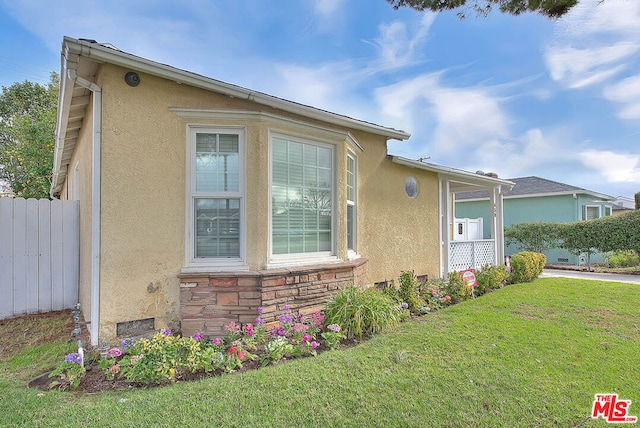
[438,178,443,278]
[68,69,101,347]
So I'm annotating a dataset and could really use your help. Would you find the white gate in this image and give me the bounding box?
[0,198,79,319]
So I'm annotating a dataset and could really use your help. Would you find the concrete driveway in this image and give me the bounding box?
[541,268,640,285]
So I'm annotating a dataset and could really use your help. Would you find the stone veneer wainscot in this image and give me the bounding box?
[179,258,368,337]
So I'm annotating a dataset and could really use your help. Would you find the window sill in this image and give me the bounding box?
[181,260,250,274]
[266,255,342,270]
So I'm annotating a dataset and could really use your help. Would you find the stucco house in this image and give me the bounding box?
[455,176,614,266]
[51,37,513,346]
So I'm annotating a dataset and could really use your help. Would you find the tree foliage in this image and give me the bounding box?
[0,74,58,199]
[387,0,579,18]
[504,221,562,252]
[505,210,640,260]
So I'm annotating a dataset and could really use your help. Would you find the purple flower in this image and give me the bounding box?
[255,317,265,325]
[283,305,290,311]
[212,338,222,345]
[270,326,286,337]
[193,332,204,341]
[327,324,341,333]
[162,328,172,336]
[401,302,409,309]
[64,353,82,365]
[121,338,134,348]
[257,306,264,314]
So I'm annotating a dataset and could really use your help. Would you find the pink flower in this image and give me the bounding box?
[212,338,221,345]
[237,351,246,361]
[106,348,122,359]
[243,324,254,337]
[302,333,311,342]
[311,341,319,349]
[110,364,120,375]
[224,321,240,332]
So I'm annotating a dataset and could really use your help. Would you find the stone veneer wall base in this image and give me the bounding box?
[179,258,367,337]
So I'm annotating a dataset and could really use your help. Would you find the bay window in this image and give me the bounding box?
[271,135,334,260]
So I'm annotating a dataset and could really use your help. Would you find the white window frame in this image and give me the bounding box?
[604,205,612,216]
[267,131,338,268]
[183,126,247,271]
[347,152,359,260]
[583,204,601,220]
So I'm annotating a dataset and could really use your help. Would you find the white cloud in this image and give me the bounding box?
[578,149,640,182]
[545,0,640,89]
[375,72,512,162]
[365,13,435,71]
[313,0,344,17]
[545,44,637,89]
[603,74,640,119]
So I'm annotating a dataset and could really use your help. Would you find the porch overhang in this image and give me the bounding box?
[389,155,515,277]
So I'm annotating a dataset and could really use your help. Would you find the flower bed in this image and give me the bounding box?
[40,266,517,394]
[41,306,348,393]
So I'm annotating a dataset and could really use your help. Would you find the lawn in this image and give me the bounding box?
[1,277,638,427]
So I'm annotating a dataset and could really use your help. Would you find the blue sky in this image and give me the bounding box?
[1,0,638,199]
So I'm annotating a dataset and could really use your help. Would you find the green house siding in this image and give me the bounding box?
[456,194,612,266]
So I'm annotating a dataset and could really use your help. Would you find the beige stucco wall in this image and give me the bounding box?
[352,131,440,284]
[70,63,441,341]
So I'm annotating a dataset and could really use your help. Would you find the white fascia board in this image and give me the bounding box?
[62,37,410,141]
[506,191,615,201]
[389,155,515,191]
[50,42,82,197]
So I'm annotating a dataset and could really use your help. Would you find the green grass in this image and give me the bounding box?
[1,278,639,427]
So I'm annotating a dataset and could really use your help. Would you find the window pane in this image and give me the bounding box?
[272,137,333,255]
[196,133,239,192]
[195,198,240,258]
[272,138,288,162]
[347,156,355,203]
[303,144,317,166]
[585,206,599,220]
[347,205,354,250]
[318,146,332,168]
[318,232,331,251]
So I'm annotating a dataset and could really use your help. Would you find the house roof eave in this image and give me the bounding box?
[389,155,515,193]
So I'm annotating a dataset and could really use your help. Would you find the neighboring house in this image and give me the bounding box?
[612,196,635,215]
[51,37,513,346]
[455,176,615,266]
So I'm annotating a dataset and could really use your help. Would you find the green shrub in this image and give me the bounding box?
[607,250,640,268]
[398,271,427,313]
[475,264,510,295]
[444,271,473,303]
[324,286,404,340]
[510,251,546,283]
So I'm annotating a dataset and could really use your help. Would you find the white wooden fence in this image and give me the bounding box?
[0,198,79,319]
